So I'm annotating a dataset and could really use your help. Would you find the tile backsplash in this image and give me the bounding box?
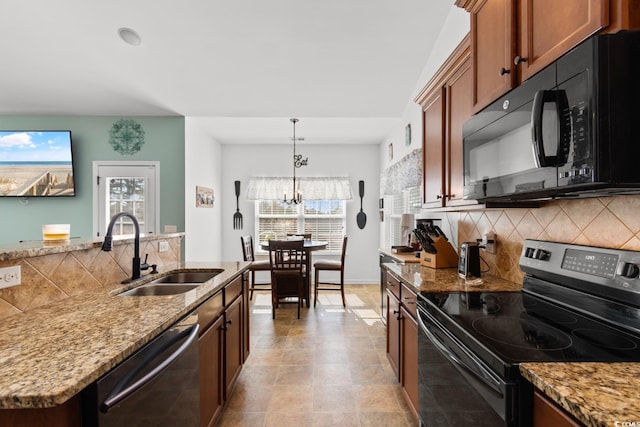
[0,236,182,320]
[456,195,640,284]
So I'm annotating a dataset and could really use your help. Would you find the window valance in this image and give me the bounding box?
[246,176,353,200]
[380,148,422,195]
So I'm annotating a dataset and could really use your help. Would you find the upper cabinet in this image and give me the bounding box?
[469,0,516,113]
[457,0,640,112]
[415,35,473,209]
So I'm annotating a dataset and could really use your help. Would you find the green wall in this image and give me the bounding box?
[0,116,185,244]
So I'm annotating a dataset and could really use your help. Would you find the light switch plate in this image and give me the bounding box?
[0,265,21,289]
[159,241,169,253]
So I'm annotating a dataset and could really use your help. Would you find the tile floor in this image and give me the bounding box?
[217,284,418,427]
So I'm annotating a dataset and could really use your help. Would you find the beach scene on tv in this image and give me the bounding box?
[0,131,75,196]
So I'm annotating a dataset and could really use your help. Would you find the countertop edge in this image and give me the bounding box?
[520,362,640,427]
[0,233,185,261]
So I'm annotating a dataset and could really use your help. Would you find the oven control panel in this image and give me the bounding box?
[520,239,640,294]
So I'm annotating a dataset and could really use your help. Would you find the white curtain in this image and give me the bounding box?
[246,176,353,200]
[380,148,422,195]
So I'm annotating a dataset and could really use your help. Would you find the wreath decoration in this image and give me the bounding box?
[109,119,146,155]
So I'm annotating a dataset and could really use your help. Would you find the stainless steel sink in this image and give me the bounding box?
[117,270,222,296]
[152,270,221,284]
[118,283,201,296]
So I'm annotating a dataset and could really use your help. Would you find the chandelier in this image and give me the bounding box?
[284,118,308,205]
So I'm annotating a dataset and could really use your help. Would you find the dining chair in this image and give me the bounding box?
[268,239,306,319]
[240,235,271,300]
[314,236,348,307]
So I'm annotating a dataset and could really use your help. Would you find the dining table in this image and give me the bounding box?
[260,239,328,307]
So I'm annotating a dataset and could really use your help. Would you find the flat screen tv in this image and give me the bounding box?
[0,131,76,197]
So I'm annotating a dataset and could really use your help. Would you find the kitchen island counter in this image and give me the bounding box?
[521,362,640,427]
[0,260,250,409]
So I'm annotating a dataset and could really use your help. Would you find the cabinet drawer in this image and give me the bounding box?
[400,283,417,319]
[225,275,243,306]
[198,290,223,335]
[386,272,401,300]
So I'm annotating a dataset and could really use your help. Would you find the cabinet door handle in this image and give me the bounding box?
[499,67,510,75]
[514,56,527,65]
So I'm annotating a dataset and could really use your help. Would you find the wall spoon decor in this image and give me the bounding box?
[357,180,367,229]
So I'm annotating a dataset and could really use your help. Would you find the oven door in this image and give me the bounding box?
[417,304,515,426]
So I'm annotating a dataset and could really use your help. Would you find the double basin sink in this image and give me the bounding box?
[118,270,222,296]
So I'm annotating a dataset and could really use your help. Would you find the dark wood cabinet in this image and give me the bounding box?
[242,271,250,362]
[0,395,81,427]
[200,314,224,427]
[533,390,582,427]
[459,0,639,112]
[400,282,418,420]
[386,287,401,380]
[224,295,243,399]
[470,0,515,112]
[199,273,249,427]
[517,0,607,82]
[384,269,419,423]
[416,35,474,209]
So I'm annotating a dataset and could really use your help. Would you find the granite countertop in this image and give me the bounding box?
[0,260,250,409]
[521,363,640,427]
[0,233,185,261]
[382,262,522,293]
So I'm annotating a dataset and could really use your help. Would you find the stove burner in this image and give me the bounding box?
[572,329,638,351]
[525,309,578,325]
[472,317,573,351]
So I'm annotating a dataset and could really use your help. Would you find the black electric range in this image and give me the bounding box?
[416,239,640,426]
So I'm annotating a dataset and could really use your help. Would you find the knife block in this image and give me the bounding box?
[420,237,459,269]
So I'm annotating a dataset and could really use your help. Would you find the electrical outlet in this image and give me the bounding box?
[482,233,496,254]
[0,265,21,289]
[159,241,169,253]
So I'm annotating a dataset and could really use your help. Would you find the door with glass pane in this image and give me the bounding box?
[93,162,159,238]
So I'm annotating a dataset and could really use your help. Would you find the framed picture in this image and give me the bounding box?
[196,186,214,208]
[405,123,411,146]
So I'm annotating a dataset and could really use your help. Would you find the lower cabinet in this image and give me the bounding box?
[199,314,225,427]
[384,268,419,422]
[400,306,418,419]
[533,390,582,427]
[386,287,401,380]
[224,296,243,399]
[199,273,249,427]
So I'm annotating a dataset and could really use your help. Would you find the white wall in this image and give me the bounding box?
[379,5,470,249]
[184,118,223,261]
[220,143,380,284]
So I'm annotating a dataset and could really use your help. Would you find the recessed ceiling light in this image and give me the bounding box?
[118,27,142,46]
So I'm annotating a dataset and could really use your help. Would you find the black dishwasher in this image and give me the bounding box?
[82,313,200,426]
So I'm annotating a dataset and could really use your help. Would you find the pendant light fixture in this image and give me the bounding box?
[283,118,307,205]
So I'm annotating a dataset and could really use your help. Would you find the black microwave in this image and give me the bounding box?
[463,31,640,202]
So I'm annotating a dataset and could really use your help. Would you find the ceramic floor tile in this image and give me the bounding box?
[221,284,418,426]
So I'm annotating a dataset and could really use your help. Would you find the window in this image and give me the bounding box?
[255,199,346,253]
[387,186,421,246]
[93,161,159,238]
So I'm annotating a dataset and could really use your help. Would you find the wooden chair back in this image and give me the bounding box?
[241,235,255,262]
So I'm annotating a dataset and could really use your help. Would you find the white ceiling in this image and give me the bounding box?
[0,0,454,144]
